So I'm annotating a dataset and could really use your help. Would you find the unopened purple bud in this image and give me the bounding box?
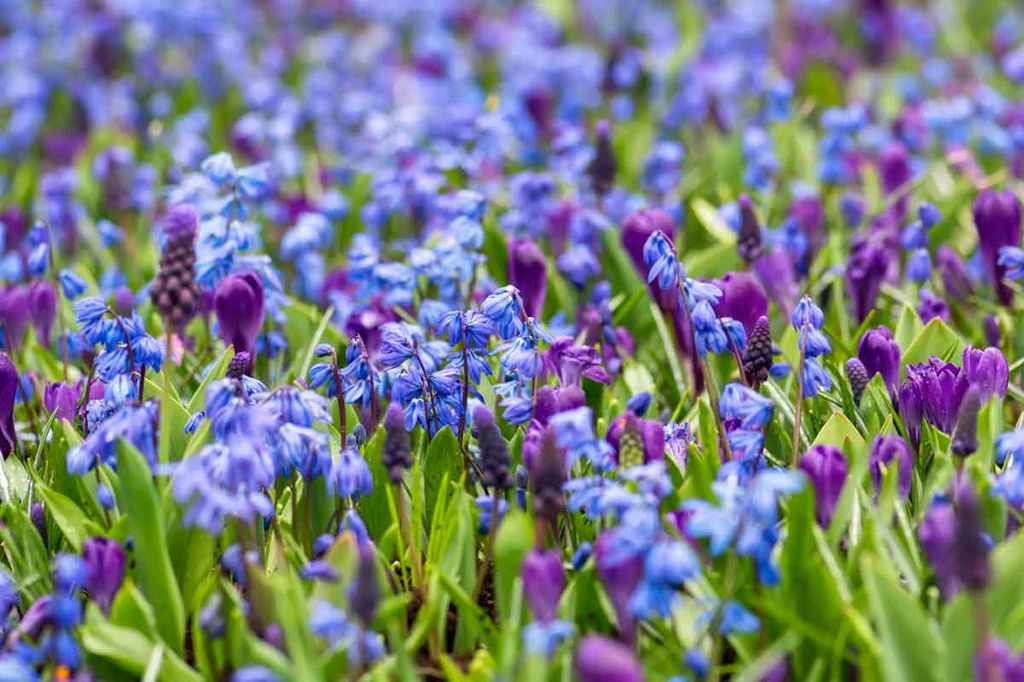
[164,204,199,242]
[713,272,769,337]
[879,142,912,221]
[952,486,991,592]
[382,403,413,484]
[0,352,18,459]
[869,434,913,499]
[919,497,957,599]
[846,358,869,406]
[30,503,47,546]
[113,287,135,317]
[737,194,763,264]
[28,281,58,348]
[799,445,848,527]
[214,273,265,371]
[857,326,901,397]
[348,544,379,628]
[984,314,1002,348]
[950,386,981,458]
[82,537,126,614]
[507,238,548,318]
[595,532,642,646]
[973,189,1022,306]
[574,635,643,682]
[959,345,1008,402]
[522,549,564,623]
[935,246,974,304]
[626,392,652,417]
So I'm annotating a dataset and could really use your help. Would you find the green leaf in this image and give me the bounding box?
[811,410,866,450]
[424,427,463,525]
[36,486,89,551]
[185,347,233,413]
[81,621,201,682]
[360,426,393,541]
[862,556,941,682]
[492,510,533,622]
[269,568,322,682]
[691,197,737,245]
[901,318,966,367]
[696,396,721,468]
[116,441,186,655]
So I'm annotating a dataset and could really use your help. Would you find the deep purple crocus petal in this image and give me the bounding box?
[44,382,80,422]
[29,281,58,349]
[752,249,798,318]
[595,532,643,647]
[935,246,974,304]
[82,537,126,614]
[507,238,548,318]
[857,326,901,397]
[0,286,31,351]
[574,635,644,682]
[789,195,826,262]
[919,499,957,600]
[214,273,265,369]
[959,346,1009,402]
[847,236,892,323]
[521,549,564,623]
[879,142,912,221]
[869,434,914,499]
[0,353,17,458]
[605,413,665,465]
[973,189,1022,306]
[799,445,848,527]
[713,272,769,337]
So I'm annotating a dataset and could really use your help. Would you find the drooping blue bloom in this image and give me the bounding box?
[327,448,373,499]
[719,383,773,430]
[58,270,88,299]
[481,286,526,339]
[998,246,1024,282]
[996,429,1024,465]
[791,296,825,331]
[642,231,680,292]
[802,357,832,398]
[907,248,932,283]
[691,301,729,357]
[549,407,614,471]
[523,620,575,656]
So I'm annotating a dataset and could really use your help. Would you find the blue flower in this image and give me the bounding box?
[523,620,574,656]
[327,448,373,499]
[481,286,525,339]
[719,383,773,429]
[996,429,1024,465]
[476,496,508,534]
[802,358,832,397]
[643,231,679,291]
[907,248,932,283]
[998,246,1024,281]
[994,464,1024,508]
[691,301,729,357]
[549,407,614,471]
[58,270,88,299]
[791,296,824,330]
[797,327,831,358]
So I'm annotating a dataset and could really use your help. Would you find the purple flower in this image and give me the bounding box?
[847,235,892,322]
[28,281,58,348]
[752,249,798,317]
[919,497,957,599]
[0,353,16,458]
[712,272,769,337]
[935,245,974,303]
[869,434,913,499]
[960,346,1008,402]
[917,288,950,324]
[522,549,564,623]
[974,639,1024,682]
[214,273,265,371]
[985,314,1001,348]
[44,382,81,422]
[857,326,901,396]
[574,635,643,682]
[605,412,665,467]
[595,532,643,646]
[543,338,611,386]
[82,537,125,614]
[0,286,30,350]
[164,203,199,241]
[973,189,1022,306]
[879,142,912,221]
[799,445,848,527]
[507,238,548,318]
[903,357,968,436]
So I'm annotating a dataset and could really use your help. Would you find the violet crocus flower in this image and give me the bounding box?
[973,189,1022,306]
[522,549,564,623]
[523,386,586,469]
[214,273,265,370]
[595,532,643,646]
[919,497,957,599]
[879,141,912,221]
[28,281,58,348]
[857,326,901,396]
[799,445,848,527]
[789,194,826,263]
[752,249,799,317]
[44,382,80,421]
[917,289,950,324]
[574,635,643,682]
[960,346,1009,402]
[0,352,17,458]
[869,434,913,499]
[985,314,1001,348]
[935,246,974,304]
[901,357,968,436]
[0,286,31,350]
[847,235,892,322]
[543,337,611,386]
[974,639,1024,682]
[82,537,126,614]
[605,412,665,466]
[507,238,548,318]
[712,272,769,337]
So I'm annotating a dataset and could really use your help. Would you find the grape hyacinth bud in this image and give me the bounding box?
[588,120,617,198]
[737,194,763,265]
[846,358,869,406]
[150,205,201,330]
[574,635,643,682]
[530,427,566,527]
[951,386,981,459]
[473,405,512,491]
[348,544,379,629]
[742,316,773,386]
[973,189,1022,306]
[227,352,251,380]
[382,403,413,484]
[799,445,847,527]
[952,486,991,592]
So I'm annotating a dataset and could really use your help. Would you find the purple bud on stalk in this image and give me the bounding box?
[952,486,991,592]
[382,403,413,484]
[973,189,1022,306]
[507,238,548,319]
[82,537,126,615]
[737,194,763,264]
[574,635,644,682]
[214,273,265,371]
[742,316,773,386]
[474,405,512,490]
[522,549,564,623]
[348,544,379,629]
[960,346,1009,403]
[0,353,18,458]
[936,246,975,304]
[919,497,957,599]
[857,326,901,397]
[869,434,914,499]
[712,272,769,337]
[950,386,981,458]
[879,141,912,221]
[28,281,58,348]
[588,120,617,197]
[799,445,848,527]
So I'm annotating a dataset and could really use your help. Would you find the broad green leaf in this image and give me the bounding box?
[863,556,942,682]
[423,427,463,525]
[811,410,865,450]
[901,318,966,367]
[80,621,201,682]
[360,426,393,541]
[116,441,186,655]
[36,486,89,551]
[493,510,533,622]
